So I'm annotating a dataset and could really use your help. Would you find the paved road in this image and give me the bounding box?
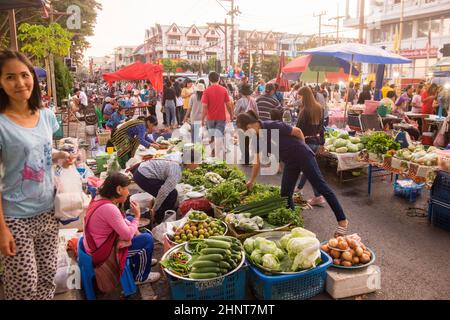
[151,164,450,300]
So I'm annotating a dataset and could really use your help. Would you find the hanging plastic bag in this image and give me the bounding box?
[54,165,91,224]
[434,116,449,147]
[151,210,178,243]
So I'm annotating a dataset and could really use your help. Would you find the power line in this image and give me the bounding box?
[215,0,229,12]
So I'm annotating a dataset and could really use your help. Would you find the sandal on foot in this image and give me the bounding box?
[334,225,348,238]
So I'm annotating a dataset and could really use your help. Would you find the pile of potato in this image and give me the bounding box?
[321,236,372,267]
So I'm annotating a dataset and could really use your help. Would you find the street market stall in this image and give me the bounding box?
[102,61,164,92]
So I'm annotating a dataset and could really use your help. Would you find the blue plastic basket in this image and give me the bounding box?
[431,171,450,203]
[248,251,332,300]
[393,179,425,202]
[166,264,248,300]
[429,199,450,232]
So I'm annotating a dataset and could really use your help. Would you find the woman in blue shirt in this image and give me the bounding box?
[0,50,71,300]
[105,106,126,131]
[237,110,349,237]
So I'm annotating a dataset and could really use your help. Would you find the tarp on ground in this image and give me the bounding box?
[102,61,164,91]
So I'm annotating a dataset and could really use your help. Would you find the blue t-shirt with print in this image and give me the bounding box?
[0,108,59,218]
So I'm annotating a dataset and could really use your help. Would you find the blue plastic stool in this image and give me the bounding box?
[77,237,137,300]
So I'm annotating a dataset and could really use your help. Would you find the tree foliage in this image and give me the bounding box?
[161,58,176,74]
[18,23,72,59]
[261,56,280,82]
[0,0,101,64]
[54,57,73,106]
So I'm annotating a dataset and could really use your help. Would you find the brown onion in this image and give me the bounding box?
[352,256,360,264]
[328,238,338,248]
[330,249,341,259]
[355,247,364,257]
[342,251,353,261]
[333,259,341,265]
[321,244,330,253]
[342,261,352,267]
[360,254,371,264]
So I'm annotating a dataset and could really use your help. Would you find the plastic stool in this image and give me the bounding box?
[77,237,137,300]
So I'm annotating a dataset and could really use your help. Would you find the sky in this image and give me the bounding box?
[85,0,355,57]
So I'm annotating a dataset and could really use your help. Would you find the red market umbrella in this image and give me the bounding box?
[276,52,290,92]
[102,61,164,91]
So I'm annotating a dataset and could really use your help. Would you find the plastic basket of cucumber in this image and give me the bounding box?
[160,236,247,300]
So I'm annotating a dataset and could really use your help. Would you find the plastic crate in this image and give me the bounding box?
[393,179,425,203]
[166,264,248,300]
[429,199,450,232]
[431,170,450,203]
[248,251,332,300]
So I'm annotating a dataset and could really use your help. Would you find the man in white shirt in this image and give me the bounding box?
[74,88,88,109]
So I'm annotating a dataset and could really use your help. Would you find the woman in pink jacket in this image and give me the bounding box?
[83,173,160,286]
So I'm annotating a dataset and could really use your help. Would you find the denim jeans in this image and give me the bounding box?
[165,100,176,126]
[297,143,321,197]
[281,153,347,222]
[206,120,226,137]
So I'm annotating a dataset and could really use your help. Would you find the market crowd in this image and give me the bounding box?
[2,45,450,300]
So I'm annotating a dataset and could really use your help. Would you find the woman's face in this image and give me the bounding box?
[0,59,34,104]
[115,185,129,203]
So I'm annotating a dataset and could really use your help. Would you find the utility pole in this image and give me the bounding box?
[225,19,228,70]
[8,10,18,50]
[328,3,346,43]
[358,0,365,44]
[207,21,228,73]
[221,0,241,66]
[398,0,405,90]
[49,5,57,106]
[314,11,327,46]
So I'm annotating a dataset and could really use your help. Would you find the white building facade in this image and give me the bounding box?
[144,24,223,66]
[344,0,450,79]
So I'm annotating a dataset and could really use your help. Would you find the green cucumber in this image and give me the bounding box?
[192,261,219,268]
[204,239,231,249]
[189,273,219,279]
[191,267,221,274]
[208,236,233,243]
[219,261,231,269]
[197,254,224,262]
[200,248,231,256]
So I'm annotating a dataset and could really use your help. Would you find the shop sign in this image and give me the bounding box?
[400,48,438,58]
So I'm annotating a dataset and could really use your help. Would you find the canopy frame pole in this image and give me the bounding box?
[343,54,354,127]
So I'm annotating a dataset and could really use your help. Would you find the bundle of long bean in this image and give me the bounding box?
[232,197,288,218]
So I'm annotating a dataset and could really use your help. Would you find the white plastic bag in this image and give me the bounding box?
[151,210,179,243]
[54,166,91,223]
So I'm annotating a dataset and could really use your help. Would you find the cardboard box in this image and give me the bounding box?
[326,265,381,299]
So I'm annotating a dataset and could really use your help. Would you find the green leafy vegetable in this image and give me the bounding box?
[267,207,303,227]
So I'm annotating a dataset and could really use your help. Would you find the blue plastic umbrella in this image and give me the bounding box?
[34,66,46,78]
[299,43,412,65]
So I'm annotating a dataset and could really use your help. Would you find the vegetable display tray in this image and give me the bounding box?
[162,243,248,300]
[248,251,332,300]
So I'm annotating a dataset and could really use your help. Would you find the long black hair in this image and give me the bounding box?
[0,49,42,113]
[236,110,259,131]
[98,172,131,199]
